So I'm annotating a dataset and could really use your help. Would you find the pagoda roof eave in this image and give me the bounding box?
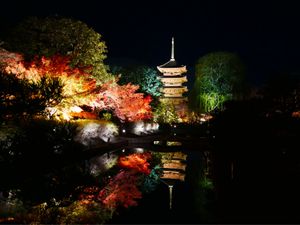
[157,59,185,68]
[157,65,187,73]
[157,66,187,74]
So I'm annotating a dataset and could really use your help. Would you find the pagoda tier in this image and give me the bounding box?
[160,86,188,97]
[160,97,188,105]
[159,75,187,86]
[157,65,187,75]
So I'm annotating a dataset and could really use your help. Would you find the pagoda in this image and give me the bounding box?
[157,37,188,118]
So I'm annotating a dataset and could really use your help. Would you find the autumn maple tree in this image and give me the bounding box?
[0,49,63,118]
[0,48,153,121]
[95,82,153,122]
[5,16,112,84]
[98,170,142,209]
[118,152,152,174]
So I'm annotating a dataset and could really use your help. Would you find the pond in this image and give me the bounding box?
[0,137,216,224]
[2,118,300,224]
[94,147,216,224]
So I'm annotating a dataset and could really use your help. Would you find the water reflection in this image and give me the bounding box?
[99,148,215,224]
[0,145,215,224]
[159,151,187,210]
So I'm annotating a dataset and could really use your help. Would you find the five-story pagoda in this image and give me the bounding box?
[157,37,188,118]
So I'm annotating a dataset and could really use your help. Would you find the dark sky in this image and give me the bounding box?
[1,0,300,86]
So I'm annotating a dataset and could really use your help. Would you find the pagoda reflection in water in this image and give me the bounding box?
[160,151,187,209]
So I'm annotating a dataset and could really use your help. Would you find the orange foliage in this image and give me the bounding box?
[70,111,98,120]
[75,152,153,211]
[98,170,142,209]
[0,49,153,121]
[29,56,97,96]
[78,186,101,205]
[292,111,300,118]
[118,153,152,174]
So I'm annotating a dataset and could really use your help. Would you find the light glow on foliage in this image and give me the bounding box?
[185,112,213,124]
[114,66,162,97]
[198,92,230,112]
[118,152,152,174]
[70,106,83,113]
[0,49,153,122]
[200,176,214,190]
[132,121,159,135]
[7,17,113,85]
[85,151,158,211]
[166,141,182,146]
[193,51,246,113]
[134,148,144,153]
[98,170,142,209]
[96,82,153,122]
[153,101,179,124]
[74,120,118,146]
[88,152,118,176]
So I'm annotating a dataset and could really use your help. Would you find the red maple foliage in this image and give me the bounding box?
[0,49,153,121]
[95,82,153,122]
[118,152,152,174]
[98,170,142,209]
[29,55,97,94]
[78,186,101,205]
[27,55,89,77]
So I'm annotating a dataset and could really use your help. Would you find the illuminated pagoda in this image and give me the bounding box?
[157,37,188,118]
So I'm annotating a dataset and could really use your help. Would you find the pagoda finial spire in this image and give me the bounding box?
[171,37,175,61]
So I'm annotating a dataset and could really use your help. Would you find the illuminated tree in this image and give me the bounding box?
[98,170,142,210]
[191,52,246,113]
[153,101,179,124]
[29,55,98,118]
[118,152,152,174]
[1,51,97,120]
[95,82,153,122]
[57,200,112,225]
[74,120,118,147]
[5,16,112,84]
[28,187,113,225]
[113,65,162,97]
[0,48,153,122]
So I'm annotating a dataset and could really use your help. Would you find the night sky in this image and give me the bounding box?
[1,0,300,86]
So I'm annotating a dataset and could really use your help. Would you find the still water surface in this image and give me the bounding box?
[89,146,216,224]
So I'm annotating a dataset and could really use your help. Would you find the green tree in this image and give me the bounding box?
[5,16,112,84]
[112,65,162,97]
[191,52,246,113]
[153,101,179,124]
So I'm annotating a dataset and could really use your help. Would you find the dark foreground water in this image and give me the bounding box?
[108,137,300,224]
[107,149,215,224]
[2,124,300,224]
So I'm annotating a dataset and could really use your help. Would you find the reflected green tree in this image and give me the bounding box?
[142,165,162,193]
